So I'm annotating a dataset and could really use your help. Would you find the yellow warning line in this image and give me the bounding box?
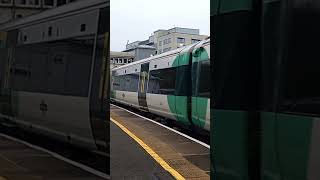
[0,177,7,180]
[110,117,185,180]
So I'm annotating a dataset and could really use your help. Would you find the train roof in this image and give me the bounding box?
[112,38,210,71]
[0,0,109,31]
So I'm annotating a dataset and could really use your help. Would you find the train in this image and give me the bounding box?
[111,38,210,132]
[212,0,320,180]
[0,0,109,154]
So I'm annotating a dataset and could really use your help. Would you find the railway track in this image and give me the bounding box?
[111,102,210,148]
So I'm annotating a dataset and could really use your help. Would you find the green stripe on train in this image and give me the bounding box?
[212,109,249,180]
[211,0,252,16]
[261,112,313,180]
[172,53,190,67]
[167,95,190,125]
[192,97,208,128]
[192,47,209,62]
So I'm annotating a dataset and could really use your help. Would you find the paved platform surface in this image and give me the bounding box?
[0,135,105,180]
[110,105,210,180]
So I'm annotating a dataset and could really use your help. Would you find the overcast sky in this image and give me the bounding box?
[110,0,210,51]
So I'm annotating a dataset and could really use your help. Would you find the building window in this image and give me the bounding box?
[177,37,185,43]
[159,41,162,46]
[124,59,127,63]
[16,14,23,18]
[168,38,171,43]
[191,39,201,44]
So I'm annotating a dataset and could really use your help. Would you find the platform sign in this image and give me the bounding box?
[0,32,7,48]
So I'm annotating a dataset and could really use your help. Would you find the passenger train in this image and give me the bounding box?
[0,0,109,154]
[212,0,320,180]
[111,38,210,132]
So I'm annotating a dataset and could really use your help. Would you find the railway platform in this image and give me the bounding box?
[0,134,107,180]
[110,104,210,179]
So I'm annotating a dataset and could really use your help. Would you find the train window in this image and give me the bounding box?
[148,67,176,95]
[0,0,12,4]
[16,0,26,5]
[198,60,210,98]
[80,24,86,32]
[44,0,53,6]
[175,65,189,96]
[48,27,52,37]
[124,73,139,92]
[57,0,66,6]
[192,62,198,96]
[261,0,281,111]
[279,0,320,116]
[30,0,39,5]
[11,36,94,97]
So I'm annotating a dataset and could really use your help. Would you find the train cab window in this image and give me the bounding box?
[279,0,320,116]
[148,67,176,95]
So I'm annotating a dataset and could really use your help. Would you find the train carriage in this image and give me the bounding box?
[0,0,109,153]
[111,38,210,132]
[211,0,320,179]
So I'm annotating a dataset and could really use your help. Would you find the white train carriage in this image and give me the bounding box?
[0,0,109,152]
[111,38,211,131]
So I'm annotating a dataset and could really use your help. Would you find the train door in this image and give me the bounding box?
[138,63,149,110]
[261,1,320,180]
[211,0,261,179]
[191,46,210,131]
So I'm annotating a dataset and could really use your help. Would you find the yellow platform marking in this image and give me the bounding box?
[0,177,7,180]
[111,117,185,180]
